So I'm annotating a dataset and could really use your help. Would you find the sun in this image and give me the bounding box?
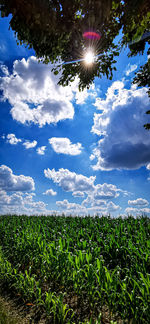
[84,50,95,65]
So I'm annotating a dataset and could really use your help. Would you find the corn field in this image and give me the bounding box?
[0,215,149,323]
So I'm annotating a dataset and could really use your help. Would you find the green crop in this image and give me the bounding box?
[0,215,149,323]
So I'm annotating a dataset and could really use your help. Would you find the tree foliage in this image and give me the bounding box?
[133,55,150,129]
[0,0,150,127]
[0,0,149,87]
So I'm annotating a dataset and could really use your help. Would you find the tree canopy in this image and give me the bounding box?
[133,54,150,129]
[0,1,149,85]
[0,0,150,126]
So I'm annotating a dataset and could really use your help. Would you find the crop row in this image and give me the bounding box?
[0,215,149,323]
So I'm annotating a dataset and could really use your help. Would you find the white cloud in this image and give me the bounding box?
[0,64,9,75]
[44,167,124,215]
[6,133,22,145]
[82,183,120,208]
[125,64,137,76]
[146,163,150,170]
[75,83,96,104]
[43,189,57,196]
[49,137,83,155]
[128,198,149,207]
[0,57,94,127]
[92,114,110,136]
[0,190,49,215]
[75,88,89,105]
[0,57,75,126]
[140,207,150,214]
[107,201,121,212]
[44,168,96,193]
[56,199,86,211]
[0,190,23,207]
[3,134,39,150]
[125,207,137,215]
[72,191,85,197]
[91,81,150,170]
[0,190,11,205]
[0,165,35,191]
[23,140,37,149]
[89,154,96,161]
[56,198,120,216]
[82,196,106,207]
[125,207,150,216]
[93,183,119,200]
[36,146,46,155]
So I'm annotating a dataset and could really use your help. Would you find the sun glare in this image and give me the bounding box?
[84,50,95,65]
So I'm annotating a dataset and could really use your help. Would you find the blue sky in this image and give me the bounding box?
[0,15,150,216]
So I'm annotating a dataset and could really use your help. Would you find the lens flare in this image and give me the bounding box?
[84,51,95,64]
[83,31,101,40]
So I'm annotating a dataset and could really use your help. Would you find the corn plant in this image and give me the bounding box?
[0,214,149,323]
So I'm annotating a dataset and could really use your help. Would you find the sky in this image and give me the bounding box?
[0,15,150,217]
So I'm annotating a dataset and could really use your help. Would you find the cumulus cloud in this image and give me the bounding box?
[23,140,37,149]
[0,57,75,126]
[146,163,150,170]
[56,199,86,211]
[125,206,150,216]
[82,183,120,208]
[107,201,121,212]
[6,133,22,145]
[125,64,137,76]
[140,208,150,214]
[44,167,124,215]
[56,198,120,216]
[72,191,85,197]
[91,81,150,170]
[92,114,110,136]
[36,146,46,155]
[128,198,149,207]
[43,189,57,196]
[2,134,39,150]
[49,137,83,155]
[75,83,96,105]
[125,207,138,215]
[89,154,95,161]
[0,190,49,215]
[44,168,96,193]
[44,167,125,198]
[82,196,106,207]
[0,165,35,191]
[0,64,9,75]
[0,190,23,207]
[0,57,94,127]
[93,183,119,200]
